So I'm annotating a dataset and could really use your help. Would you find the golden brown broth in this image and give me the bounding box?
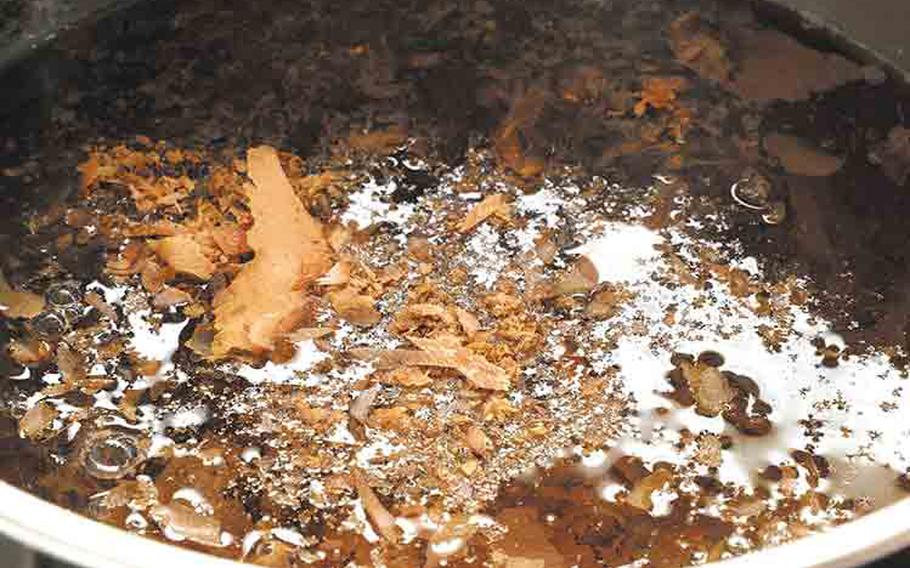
[0,0,909,566]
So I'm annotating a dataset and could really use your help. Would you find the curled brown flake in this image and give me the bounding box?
[722,396,772,436]
[84,291,118,323]
[185,322,215,358]
[38,343,92,398]
[211,146,333,357]
[626,468,673,511]
[19,401,59,441]
[349,384,381,425]
[587,285,632,319]
[610,455,650,487]
[464,424,493,458]
[78,145,195,212]
[790,449,830,487]
[294,399,345,432]
[352,471,400,542]
[634,76,689,117]
[378,367,433,387]
[92,477,159,512]
[391,303,457,335]
[149,502,225,548]
[106,241,149,278]
[369,407,412,432]
[0,270,45,319]
[152,286,192,308]
[408,336,510,391]
[345,126,408,154]
[458,193,511,233]
[454,307,481,339]
[679,359,733,417]
[286,327,335,341]
[147,233,217,280]
[534,257,599,300]
[723,371,774,436]
[316,259,353,286]
[8,336,51,365]
[329,287,381,327]
[362,335,511,391]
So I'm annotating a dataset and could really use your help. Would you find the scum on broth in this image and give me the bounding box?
[0,0,909,566]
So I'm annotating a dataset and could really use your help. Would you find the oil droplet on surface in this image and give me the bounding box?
[761,200,787,225]
[81,430,145,480]
[730,172,772,210]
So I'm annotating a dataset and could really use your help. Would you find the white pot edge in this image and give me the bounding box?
[1,480,907,568]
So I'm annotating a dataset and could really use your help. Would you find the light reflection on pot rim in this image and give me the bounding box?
[0,480,907,568]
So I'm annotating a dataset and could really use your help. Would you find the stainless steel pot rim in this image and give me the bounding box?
[1,481,907,568]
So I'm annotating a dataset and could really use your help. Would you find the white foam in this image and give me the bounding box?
[341,178,415,230]
[234,339,328,384]
[570,222,664,284]
[127,309,187,378]
[87,281,128,304]
[579,221,909,495]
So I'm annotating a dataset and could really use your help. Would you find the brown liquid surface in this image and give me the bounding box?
[0,0,908,566]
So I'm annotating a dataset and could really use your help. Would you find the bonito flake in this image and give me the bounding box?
[211,146,333,357]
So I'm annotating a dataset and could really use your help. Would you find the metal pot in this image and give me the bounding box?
[2,481,908,568]
[0,0,907,566]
